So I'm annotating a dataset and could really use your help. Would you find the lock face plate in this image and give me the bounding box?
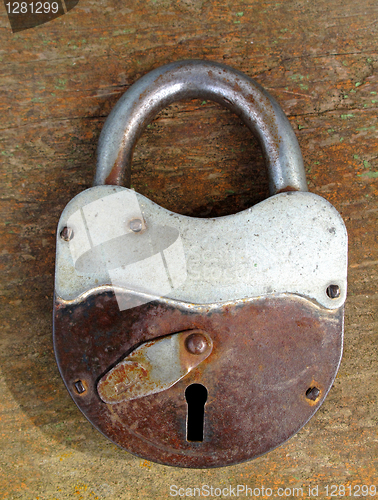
[54,291,342,468]
[55,186,347,309]
[54,185,347,468]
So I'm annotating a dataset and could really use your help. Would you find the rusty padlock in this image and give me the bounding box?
[53,60,348,468]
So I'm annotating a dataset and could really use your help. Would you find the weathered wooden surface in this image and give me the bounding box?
[0,0,377,498]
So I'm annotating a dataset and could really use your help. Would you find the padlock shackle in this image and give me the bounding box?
[95,60,307,194]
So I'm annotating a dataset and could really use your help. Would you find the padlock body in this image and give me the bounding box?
[54,186,347,467]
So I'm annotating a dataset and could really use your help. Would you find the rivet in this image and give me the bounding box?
[306,387,320,401]
[74,380,86,394]
[185,333,209,355]
[129,218,143,232]
[60,226,74,241]
[326,284,340,299]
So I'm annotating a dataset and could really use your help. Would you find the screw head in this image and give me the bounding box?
[129,218,143,232]
[185,333,209,355]
[326,284,341,299]
[60,226,74,241]
[306,386,320,401]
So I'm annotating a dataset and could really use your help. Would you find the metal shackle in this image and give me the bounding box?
[95,59,307,195]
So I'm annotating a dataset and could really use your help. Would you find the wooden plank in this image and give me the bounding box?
[0,0,377,497]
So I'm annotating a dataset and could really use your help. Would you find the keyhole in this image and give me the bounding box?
[185,383,208,442]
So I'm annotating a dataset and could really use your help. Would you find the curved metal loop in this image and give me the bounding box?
[95,59,307,195]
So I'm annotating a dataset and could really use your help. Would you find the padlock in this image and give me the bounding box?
[53,60,348,468]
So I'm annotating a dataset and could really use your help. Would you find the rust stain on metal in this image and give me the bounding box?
[98,360,148,404]
[276,186,301,193]
[105,145,128,186]
[54,291,343,468]
[97,329,212,404]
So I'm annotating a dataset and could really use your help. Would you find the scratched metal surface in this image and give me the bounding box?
[0,0,378,497]
[54,291,343,468]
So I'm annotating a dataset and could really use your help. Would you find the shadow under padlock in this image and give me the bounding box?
[53,60,348,468]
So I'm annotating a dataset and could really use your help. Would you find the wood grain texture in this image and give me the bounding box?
[0,0,377,497]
